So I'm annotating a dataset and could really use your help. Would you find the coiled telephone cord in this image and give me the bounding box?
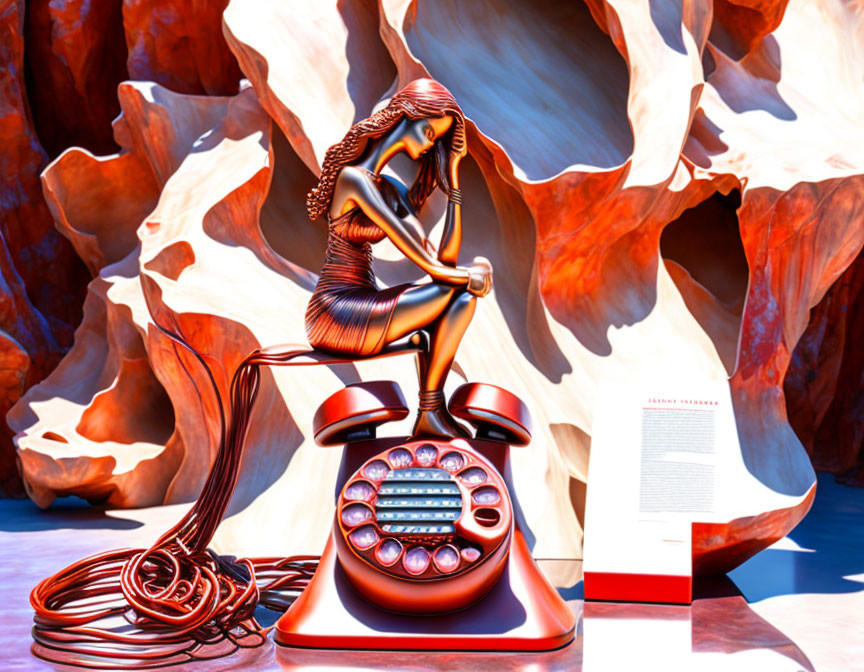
[30,323,321,668]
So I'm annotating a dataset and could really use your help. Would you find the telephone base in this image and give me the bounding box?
[274,529,575,651]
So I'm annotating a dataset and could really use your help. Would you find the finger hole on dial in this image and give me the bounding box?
[474,508,500,528]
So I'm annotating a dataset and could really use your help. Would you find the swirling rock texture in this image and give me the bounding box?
[0,0,245,498]
[3,0,863,564]
[0,0,90,497]
[785,247,864,486]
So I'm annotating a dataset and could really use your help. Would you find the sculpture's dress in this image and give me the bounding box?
[306,205,410,356]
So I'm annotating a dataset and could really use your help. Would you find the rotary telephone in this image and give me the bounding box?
[275,378,575,651]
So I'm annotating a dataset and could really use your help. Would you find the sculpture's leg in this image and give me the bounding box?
[376,284,476,438]
[378,284,456,341]
[413,290,476,438]
[423,290,475,393]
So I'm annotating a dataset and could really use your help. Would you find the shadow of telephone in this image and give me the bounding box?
[274,338,575,651]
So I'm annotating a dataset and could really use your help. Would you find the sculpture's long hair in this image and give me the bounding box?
[306,78,466,221]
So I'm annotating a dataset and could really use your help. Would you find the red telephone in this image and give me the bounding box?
[275,379,576,651]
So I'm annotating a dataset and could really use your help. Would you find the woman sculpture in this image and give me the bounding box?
[305,79,492,439]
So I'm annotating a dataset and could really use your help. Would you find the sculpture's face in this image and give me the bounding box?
[401,115,453,159]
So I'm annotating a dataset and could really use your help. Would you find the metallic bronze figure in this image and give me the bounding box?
[305,79,492,439]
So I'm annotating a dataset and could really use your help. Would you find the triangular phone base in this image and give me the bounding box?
[275,530,575,651]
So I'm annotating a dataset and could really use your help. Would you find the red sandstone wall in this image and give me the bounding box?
[0,0,861,531]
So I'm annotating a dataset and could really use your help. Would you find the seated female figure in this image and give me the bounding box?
[305,79,492,439]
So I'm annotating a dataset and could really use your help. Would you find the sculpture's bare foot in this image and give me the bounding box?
[412,390,471,440]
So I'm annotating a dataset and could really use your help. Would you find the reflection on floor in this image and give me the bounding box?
[1,474,859,671]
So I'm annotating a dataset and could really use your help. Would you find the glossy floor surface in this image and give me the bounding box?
[1,474,861,671]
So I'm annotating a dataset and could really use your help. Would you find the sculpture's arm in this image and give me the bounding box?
[378,174,435,254]
[335,167,469,286]
[437,150,462,266]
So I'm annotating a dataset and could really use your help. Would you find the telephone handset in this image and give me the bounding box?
[335,439,512,613]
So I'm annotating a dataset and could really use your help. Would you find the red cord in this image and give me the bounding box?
[29,324,321,668]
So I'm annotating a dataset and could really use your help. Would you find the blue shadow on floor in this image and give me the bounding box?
[0,496,144,532]
[730,473,864,602]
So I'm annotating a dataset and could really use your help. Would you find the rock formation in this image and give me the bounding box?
[3,0,863,565]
